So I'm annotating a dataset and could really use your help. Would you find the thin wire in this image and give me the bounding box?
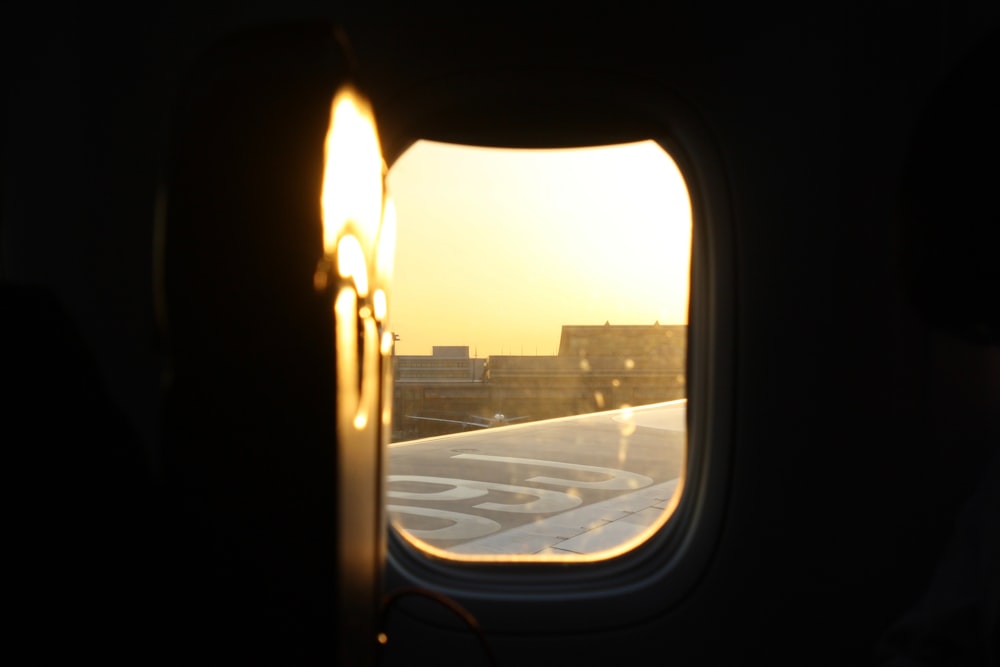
[377,586,499,667]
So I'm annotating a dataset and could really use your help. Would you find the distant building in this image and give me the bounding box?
[557,323,686,363]
[391,325,686,441]
[394,345,485,383]
[392,346,486,440]
[486,323,687,418]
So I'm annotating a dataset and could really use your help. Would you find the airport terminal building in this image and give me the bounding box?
[392,323,686,440]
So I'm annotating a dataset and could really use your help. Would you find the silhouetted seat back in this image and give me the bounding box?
[155,23,346,664]
[878,27,1000,667]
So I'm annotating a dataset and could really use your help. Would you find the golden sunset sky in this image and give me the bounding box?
[385,139,692,357]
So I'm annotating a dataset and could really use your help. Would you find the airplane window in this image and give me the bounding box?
[385,139,691,561]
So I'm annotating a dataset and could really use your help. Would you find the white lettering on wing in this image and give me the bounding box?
[451,454,653,490]
[387,505,501,540]
[387,476,488,501]
[387,475,582,513]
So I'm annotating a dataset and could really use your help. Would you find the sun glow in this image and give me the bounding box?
[386,140,691,357]
[319,83,394,433]
[321,85,385,256]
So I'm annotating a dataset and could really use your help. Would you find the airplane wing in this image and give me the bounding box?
[388,399,687,557]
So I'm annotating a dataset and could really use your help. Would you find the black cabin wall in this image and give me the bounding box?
[4,2,998,665]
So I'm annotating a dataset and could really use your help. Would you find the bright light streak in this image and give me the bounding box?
[321,85,384,255]
[337,234,369,297]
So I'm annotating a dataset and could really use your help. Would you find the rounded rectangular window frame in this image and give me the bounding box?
[384,139,690,563]
[378,67,736,633]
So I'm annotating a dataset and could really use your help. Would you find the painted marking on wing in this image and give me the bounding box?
[387,505,501,540]
[387,475,582,513]
[451,453,653,490]
[385,477,487,501]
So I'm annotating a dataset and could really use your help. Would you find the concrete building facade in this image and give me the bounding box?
[391,324,686,441]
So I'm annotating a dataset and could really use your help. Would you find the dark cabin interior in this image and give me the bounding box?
[4,3,997,665]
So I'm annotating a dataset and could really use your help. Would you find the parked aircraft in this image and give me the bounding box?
[4,3,997,667]
[404,412,533,432]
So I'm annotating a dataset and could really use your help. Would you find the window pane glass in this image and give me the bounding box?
[385,140,690,561]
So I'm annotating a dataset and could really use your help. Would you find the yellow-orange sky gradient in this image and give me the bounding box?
[385,139,691,357]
